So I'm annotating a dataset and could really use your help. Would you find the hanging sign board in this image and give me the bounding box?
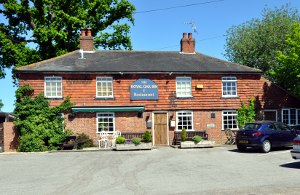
[130,78,158,100]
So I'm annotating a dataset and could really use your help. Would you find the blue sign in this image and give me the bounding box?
[130,79,158,100]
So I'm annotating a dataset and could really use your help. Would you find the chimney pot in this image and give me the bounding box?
[188,33,192,39]
[183,33,187,39]
[87,28,92,36]
[81,29,86,37]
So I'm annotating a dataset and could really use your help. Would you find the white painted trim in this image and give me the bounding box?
[96,76,114,98]
[262,109,278,122]
[176,77,192,97]
[281,108,300,125]
[44,76,63,98]
[222,110,238,130]
[96,112,115,133]
[221,76,237,98]
[175,110,194,131]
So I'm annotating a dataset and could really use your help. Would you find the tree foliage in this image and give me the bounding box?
[237,98,256,128]
[224,5,300,80]
[0,0,135,78]
[272,23,300,97]
[14,84,74,152]
[0,99,3,111]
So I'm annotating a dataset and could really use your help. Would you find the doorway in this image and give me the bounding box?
[153,113,168,145]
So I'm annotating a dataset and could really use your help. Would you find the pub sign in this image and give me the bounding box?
[130,79,158,100]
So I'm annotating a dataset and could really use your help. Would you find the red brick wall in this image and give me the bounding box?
[65,112,149,144]
[18,73,300,144]
[3,122,19,152]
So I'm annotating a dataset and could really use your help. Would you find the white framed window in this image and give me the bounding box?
[282,109,300,126]
[222,76,237,97]
[96,77,113,98]
[176,77,192,97]
[97,113,115,133]
[44,76,62,98]
[222,110,238,130]
[176,111,193,131]
[262,110,278,122]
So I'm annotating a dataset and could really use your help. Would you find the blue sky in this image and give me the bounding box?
[0,0,299,112]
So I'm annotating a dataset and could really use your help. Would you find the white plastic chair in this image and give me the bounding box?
[111,131,122,147]
[98,131,109,149]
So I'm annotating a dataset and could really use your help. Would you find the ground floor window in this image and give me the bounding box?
[262,110,278,121]
[97,113,115,133]
[176,111,193,130]
[222,110,238,130]
[282,109,300,126]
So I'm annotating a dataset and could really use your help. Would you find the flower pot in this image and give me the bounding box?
[115,142,152,151]
[180,140,215,149]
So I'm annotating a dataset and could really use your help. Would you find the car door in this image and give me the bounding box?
[268,123,281,147]
[275,122,295,146]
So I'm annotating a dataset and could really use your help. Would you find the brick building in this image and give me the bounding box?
[15,29,300,145]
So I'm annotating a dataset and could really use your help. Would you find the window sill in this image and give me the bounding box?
[176,96,194,99]
[175,130,195,131]
[45,97,64,100]
[94,97,115,100]
[221,96,240,99]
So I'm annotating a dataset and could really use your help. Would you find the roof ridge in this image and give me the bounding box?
[195,52,262,73]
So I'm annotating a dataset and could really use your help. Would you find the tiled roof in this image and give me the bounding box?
[15,50,261,74]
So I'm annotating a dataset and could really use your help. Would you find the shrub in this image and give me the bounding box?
[116,136,126,144]
[142,131,152,143]
[76,133,94,149]
[18,134,47,152]
[15,84,74,152]
[132,137,141,145]
[192,135,202,143]
[181,128,187,142]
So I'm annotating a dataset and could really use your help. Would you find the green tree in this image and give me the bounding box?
[0,99,3,111]
[224,5,300,80]
[0,0,135,78]
[237,98,256,128]
[272,23,300,97]
[14,84,74,152]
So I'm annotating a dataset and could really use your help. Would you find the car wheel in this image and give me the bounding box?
[261,140,271,153]
[237,145,247,152]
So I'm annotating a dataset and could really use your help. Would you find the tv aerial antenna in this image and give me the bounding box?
[185,20,198,34]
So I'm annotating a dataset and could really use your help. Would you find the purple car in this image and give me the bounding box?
[236,121,299,153]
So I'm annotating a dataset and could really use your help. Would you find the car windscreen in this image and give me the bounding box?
[243,123,261,131]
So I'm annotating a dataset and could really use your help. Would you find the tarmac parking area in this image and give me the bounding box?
[0,146,300,195]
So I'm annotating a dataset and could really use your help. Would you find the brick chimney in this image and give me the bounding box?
[180,32,195,54]
[80,28,94,51]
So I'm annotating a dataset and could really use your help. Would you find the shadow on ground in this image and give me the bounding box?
[280,161,300,169]
[227,146,292,154]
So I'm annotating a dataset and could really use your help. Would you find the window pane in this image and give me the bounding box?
[223,110,238,129]
[176,77,192,97]
[222,77,237,97]
[96,77,113,97]
[97,113,114,133]
[177,111,193,130]
[45,77,62,98]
